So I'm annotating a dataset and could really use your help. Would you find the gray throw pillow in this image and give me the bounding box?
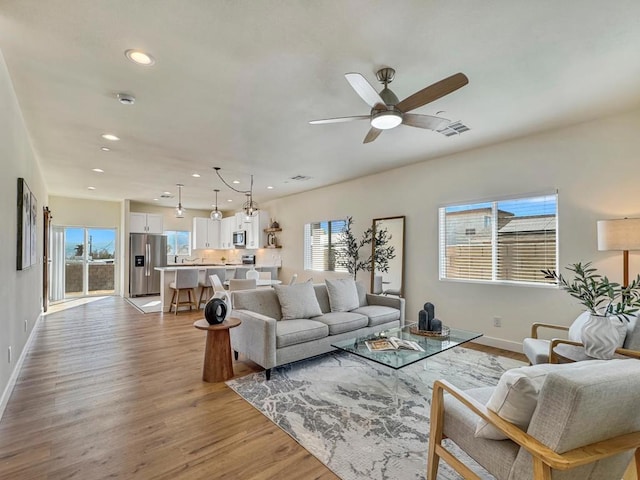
[325,278,359,312]
[274,281,323,320]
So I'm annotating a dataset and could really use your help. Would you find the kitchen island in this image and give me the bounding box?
[154,265,279,313]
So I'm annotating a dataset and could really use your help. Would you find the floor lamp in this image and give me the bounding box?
[597,218,640,287]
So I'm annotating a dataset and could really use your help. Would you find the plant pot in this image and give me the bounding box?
[581,314,627,359]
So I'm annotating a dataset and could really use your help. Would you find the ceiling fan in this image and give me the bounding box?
[309,68,468,143]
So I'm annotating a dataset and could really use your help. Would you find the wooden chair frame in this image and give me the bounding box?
[530,322,640,363]
[427,379,640,480]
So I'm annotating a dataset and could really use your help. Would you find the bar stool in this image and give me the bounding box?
[234,267,250,279]
[169,269,199,314]
[198,268,227,308]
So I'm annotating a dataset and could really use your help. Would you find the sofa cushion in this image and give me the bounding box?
[276,319,329,348]
[355,281,368,307]
[232,288,282,320]
[623,312,640,350]
[274,282,323,320]
[325,278,359,312]
[312,311,368,335]
[522,337,551,365]
[568,311,590,342]
[313,284,331,314]
[351,305,400,326]
[475,360,611,440]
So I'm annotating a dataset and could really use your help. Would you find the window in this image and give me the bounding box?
[439,193,557,285]
[304,219,348,272]
[165,230,191,256]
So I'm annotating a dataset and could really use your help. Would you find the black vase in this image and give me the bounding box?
[204,298,227,325]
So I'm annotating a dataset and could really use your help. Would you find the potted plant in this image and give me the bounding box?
[334,216,396,281]
[542,262,640,359]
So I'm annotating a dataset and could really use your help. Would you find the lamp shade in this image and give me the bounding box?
[597,218,640,251]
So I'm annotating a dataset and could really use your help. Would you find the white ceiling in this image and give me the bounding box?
[1,0,639,211]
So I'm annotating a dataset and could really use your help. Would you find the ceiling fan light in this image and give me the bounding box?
[371,110,402,130]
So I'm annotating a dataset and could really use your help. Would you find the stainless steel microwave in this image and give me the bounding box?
[233,230,246,247]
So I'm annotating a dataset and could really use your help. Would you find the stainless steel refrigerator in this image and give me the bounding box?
[130,233,167,296]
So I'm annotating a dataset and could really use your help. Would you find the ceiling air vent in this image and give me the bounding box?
[290,175,311,181]
[437,121,470,137]
[160,193,174,199]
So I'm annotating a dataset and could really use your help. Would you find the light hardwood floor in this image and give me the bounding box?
[0,297,634,479]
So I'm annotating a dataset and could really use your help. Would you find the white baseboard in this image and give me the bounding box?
[472,335,523,354]
[0,312,43,422]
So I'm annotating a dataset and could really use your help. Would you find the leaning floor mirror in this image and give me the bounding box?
[370,216,405,297]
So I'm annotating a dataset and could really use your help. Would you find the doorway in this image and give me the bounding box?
[50,226,117,300]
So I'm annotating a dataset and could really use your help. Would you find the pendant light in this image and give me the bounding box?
[214,167,259,220]
[210,189,223,221]
[175,183,185,218]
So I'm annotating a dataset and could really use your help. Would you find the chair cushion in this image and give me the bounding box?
[522,337,550,365]
[275,319,329,348]
[623,312,640,350]
[312,312,368,335]
[274,282,323,320]
[351,305,400,326]
[475,360,609,440]
[443,387,520,480]
[325,278,359,312]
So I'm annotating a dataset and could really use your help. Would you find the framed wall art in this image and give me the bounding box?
[17,177,32,270]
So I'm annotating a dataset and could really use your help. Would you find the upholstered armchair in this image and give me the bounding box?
[523,312,640,364]
[427,359,640,480]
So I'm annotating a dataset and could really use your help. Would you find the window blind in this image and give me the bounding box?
[304,219,348,272]
[439,194,557,285]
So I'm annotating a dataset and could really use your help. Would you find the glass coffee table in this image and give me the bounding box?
[331,322,482,370]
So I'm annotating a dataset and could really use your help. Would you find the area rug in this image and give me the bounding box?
[125,295,163,313]
[226,348,525,480]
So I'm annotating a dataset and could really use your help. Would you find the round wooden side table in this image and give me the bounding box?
[193,317,241,382]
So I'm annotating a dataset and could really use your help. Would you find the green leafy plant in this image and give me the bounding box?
[542,262,640,320]
[335,216,396,280]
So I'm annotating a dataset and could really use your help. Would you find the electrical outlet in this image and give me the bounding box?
[493,316,502,328]
[7,346,11,364]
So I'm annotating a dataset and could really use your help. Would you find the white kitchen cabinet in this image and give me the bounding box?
[130,212,164,234]
[245,212,269,249]
[220,217,235,249]
[192,217,221,249]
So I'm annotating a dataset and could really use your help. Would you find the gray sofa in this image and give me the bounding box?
[230,282,405,379]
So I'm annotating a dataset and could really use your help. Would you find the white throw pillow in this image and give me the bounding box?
[568,311,591,342]
[325,278,359,312]
[474,360,610,440]
[274,281,323,320]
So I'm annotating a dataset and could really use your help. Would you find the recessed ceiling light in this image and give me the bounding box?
[100,147,111,152]
[125,49,155,66]
[192,173,201,178]
[92,168,104,173]
[267,185,274,189]
[87,186,96,190]
[153,198,159,201]
[227,199,233,202]
[232,180,240,184]
[101,133,119,141]
[163,191,171,195]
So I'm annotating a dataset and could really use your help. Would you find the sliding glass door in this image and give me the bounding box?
[51,226,117,299]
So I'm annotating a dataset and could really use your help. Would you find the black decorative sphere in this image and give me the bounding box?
[204,298,227,325]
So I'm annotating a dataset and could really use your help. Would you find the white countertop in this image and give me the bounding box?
[155,264,279,271]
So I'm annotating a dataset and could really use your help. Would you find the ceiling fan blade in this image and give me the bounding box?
[345,73,386,108]
[363,127,382,144]
[309,115,370,125]
[402,114,450,131]
[396,72,469,113]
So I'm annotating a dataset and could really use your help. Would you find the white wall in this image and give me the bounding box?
[0,50,47,410]
[49,196,121,227]
[263,108,640,351]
